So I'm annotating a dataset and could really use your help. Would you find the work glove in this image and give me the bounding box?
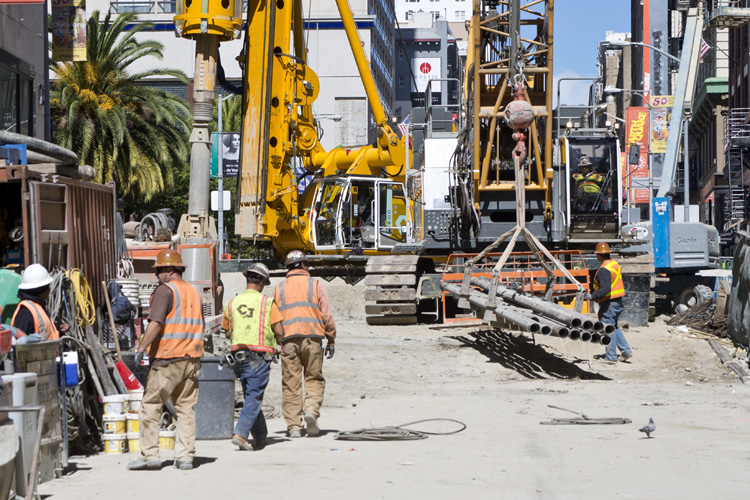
[324,343,335,360]
[584,293,592,301]
[134,350,145,366]
[273,349,280,364]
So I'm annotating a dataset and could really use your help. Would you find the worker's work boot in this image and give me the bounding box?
[620,351,633,362]
[231,434,253,451]
[304,413,320,436]
[288,427,302,438]
[174,460,193,470]
[127,457,161,470]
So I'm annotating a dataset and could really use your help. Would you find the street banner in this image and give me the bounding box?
[0,0,45,3]
[51,0,87,62]
[211,132,240,178]
[624,107,651,204]
[650,95,673,154]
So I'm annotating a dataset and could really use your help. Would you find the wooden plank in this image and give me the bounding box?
[364,274,417,286]
[365,303,417,315]
[365,288,417,302]
[621,264,656,274]
[365,264,417,273]
[366,315,418,325]
[366,255,420,266]
[708,338,750,385]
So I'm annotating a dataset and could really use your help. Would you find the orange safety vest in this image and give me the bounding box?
[11,300,59,340]
[149,280,205,359]
[593,260,625,303]
[274,274,325,341]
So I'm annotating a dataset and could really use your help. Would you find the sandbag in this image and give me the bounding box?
[727,231,750,348]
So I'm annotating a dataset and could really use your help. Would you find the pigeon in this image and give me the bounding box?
[639,418,656,438]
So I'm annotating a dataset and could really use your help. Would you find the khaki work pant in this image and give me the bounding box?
[139,357,200,462]
[281,337,325,432]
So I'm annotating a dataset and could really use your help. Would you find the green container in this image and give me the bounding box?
[0,269,22,323]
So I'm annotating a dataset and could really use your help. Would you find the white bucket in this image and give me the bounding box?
[127,433,140,454]
[102,414,126,434]
[126,413,140,434]
[159,430,176,451]
[127,389,144,413]
[102,394,128,415]
[103,433,127,454]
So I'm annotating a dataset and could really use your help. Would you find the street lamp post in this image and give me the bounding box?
[604,87,654,222]
[218,94,234,259]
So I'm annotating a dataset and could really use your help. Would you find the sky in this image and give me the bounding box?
[553,0,632,106]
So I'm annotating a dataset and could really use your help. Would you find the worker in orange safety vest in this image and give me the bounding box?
[128,249,204,471]
[586,242,632,364]
[273,250,336,438]
[11,264,69,343]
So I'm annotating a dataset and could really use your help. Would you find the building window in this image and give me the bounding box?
[0,64,33,136]
[398,75,405,88]
[431,11,440,20]
[455,10,465,19]
[398,47,405,60]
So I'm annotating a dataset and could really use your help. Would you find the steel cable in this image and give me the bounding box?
[335,418,467,441]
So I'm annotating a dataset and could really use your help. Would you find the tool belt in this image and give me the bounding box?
[234,349,266,363]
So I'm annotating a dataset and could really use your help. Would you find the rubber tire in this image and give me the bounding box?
[674,284,713,313]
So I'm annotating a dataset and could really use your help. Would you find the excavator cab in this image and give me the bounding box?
[562,135,622,240]
[311,176,413,252]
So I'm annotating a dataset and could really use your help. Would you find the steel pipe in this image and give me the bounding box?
[591,332,601,344]
[603,324,615,334]
[471,277,588,328]
[568,329,581,341]
[600,334,612,346]
[593,321,605,332]
[580,331,592,342]
[442,282,541,333]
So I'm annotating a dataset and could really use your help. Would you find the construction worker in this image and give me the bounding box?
[274,250,336,438]
[587,242,632,364]
[573,156,603,211]
[223,263,284,451]
[128,249,204,471]
[11,263,69,343]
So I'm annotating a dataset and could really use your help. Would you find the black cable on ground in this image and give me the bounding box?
[335,418,467,441]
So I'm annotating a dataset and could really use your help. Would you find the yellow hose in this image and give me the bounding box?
[66,269,96,326]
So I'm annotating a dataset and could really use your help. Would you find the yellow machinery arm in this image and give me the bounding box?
[234,0,405,257]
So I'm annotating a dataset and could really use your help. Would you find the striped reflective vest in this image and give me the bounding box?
[573,172,603,193]
[225,289,276,353]
[11,300,59,340]
[149,280,205,359]
[274,275,325,341]
[593,260,625,303]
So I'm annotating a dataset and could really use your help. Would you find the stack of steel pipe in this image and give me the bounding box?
[441,278,611,345]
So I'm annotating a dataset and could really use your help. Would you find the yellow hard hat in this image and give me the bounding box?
[153,249,186,269]
[594,242,611,254]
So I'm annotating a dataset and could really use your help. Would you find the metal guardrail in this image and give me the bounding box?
[110,1,177,14]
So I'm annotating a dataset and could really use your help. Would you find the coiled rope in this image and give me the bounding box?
[335,418,467,441]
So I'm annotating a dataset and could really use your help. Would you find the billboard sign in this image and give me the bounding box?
[650,95,673,154]
[411,58,441,93]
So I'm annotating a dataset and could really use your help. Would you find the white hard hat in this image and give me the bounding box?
[243,263,271,285]
[18,264,53,290]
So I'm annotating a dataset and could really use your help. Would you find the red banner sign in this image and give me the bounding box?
[623,107,651,205]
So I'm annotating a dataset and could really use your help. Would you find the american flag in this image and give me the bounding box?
[700,38,712,61]
[397,115,410,137]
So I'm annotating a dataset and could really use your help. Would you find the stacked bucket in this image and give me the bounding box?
[101,390,143,454]
[101,389,176,454]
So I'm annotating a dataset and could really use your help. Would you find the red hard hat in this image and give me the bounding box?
[153,249,186,269]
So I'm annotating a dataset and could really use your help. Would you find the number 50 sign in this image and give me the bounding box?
[651,95,674,108]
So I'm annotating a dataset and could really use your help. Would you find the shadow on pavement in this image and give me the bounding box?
[450,329,610,381]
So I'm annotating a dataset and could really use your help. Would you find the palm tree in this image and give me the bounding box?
[50,11,191,200]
